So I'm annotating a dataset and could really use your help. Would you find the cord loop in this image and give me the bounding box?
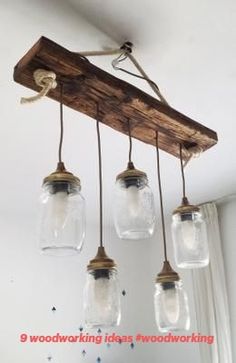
[21,69,57,104]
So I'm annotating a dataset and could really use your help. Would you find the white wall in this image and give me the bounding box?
[217,196,236,361]
[0,212,200,363]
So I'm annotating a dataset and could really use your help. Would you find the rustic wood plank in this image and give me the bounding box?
[13,36,218,159]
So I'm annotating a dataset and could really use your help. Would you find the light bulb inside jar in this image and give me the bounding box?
[93,269,111,305]
[180,214,199,251]
[50,188,68,236]
[161,282,180,324]
[125,180,141,218]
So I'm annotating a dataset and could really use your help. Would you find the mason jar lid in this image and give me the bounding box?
[172,197,200,215]
[116,161,147,181]
[43,162,81,188]
[87,246,116,271]
[156,261,180,283]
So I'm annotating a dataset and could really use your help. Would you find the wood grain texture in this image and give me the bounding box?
[13,36,218,159]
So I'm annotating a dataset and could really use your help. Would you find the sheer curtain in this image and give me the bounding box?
[191,202,232,363]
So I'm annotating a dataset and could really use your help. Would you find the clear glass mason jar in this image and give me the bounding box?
[113,163,156,240]
[171,201,209,268]
[39,163,85,256]
[84,247,121,328]
[154,280,190,332]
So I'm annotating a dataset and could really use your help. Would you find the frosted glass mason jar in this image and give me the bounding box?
[154,280,190,332]
[39,162,85,256]
[84,247,121,328]
[171,198,209,268]
[154,261,190,332]
[113,162,156,240]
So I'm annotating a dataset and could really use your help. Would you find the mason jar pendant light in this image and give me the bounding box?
[171,144,209,268]
[113,119,156,240]
[39,84,85,256]
[154,132,190,332]
[84,118,121,328]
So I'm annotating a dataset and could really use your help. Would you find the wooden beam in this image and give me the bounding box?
[13,36,218,159]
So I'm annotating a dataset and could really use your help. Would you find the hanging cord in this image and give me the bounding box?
[179,144,186,199]
[58,84,64,164]
[112,47,169,105]
[156,131,168,262]
[127,119,133,164]
[20,69,57,104]
[96,116,103,248]
[128,53,169,105]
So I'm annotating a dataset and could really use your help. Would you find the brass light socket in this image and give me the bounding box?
[172,197,200,215]
[156,261,180,284]
[43,162,81,187]
[87,246,116,271]
[116,161,147,181]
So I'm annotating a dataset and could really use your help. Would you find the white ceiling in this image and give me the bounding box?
[1,0,236,224]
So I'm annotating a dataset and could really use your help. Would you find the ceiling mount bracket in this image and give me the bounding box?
[120,41,133,53]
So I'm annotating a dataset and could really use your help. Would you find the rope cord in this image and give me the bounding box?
[156,131,168,262]
[183,145,204,168]
[96,118,104,248]
[112,51,169,105]
[21,69,57,104]
[78,47,122,57]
